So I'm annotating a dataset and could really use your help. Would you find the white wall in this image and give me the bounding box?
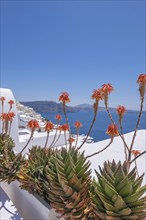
[0,88,69,154]
[0,88,19,150]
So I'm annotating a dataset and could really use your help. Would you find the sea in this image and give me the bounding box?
[40,111,146,142]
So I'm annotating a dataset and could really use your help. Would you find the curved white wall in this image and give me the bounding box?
[0,88,19,151]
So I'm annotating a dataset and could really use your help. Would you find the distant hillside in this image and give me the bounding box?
[20,101,143,113]
[20,101,75,113]
[75,104,93,111]
[75,104,118,113]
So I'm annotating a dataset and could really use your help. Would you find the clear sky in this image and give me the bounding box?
[1,0,145,110]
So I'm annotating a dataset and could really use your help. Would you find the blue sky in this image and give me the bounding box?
[1,0,145,110]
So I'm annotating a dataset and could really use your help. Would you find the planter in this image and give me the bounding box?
[1,181,64,220]
[0,186,23,219]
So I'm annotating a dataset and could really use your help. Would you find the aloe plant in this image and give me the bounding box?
[17,146,54,204]
[0,134,24,183]
[0,133,15,153]
[45,146,93,220]
[91,160,146,219]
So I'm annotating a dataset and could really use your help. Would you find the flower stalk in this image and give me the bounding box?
[86,137,113,158]
[49,114,62,148]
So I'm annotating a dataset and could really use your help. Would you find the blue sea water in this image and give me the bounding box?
[40,111,146,142]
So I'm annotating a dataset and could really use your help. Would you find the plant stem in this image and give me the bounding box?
[8,121,12,135]
[52,130,61,147]
[19,132,34,155]
[63,104,71,137]
[128,97,144,162]
[2,103,4,114]
[86,138,113,158]
[44,132,50,149]
[119,119,128,161]
[105,106,130,154]
[5,121,9,135]
[78,108,98,150]
[134,159,139,177]
[75,129,79,149]
[130,150,146,164]
[2,121,4,134]
[12,131,34,164]
[8,107,12,113]
[64,131,68,148]
[49,127,58,148]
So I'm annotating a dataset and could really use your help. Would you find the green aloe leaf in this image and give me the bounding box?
[118,207,132,216]
[125,185,146,203]
[116,177,129,192]
[104,183,117,199]
[133,174,144,191]
[128,196,146,207]
[128,167,137,182]
[131,205,146,213]
[113,195,127,211]
[119,180,133,197]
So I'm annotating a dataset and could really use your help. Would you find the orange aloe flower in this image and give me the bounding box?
[137,74,146,85]
[0,96,6,103]
[106,124,119,137]
[101,83,114,107]
[8,100,14,107]
[117,105,126,122]
[45,121,54,132]
[7,112,15,121]
[1,112,15,134]
[91,88,103,112]
[59,124,69,132]
[68,137,75,144]
[1,112,15,121]
[131,150,141,157]
[117,105,126,116]
[137,73,146,98]
[1,113,9,121]
[74,121,83,129]
[91,88,103,101]
[101,83,114,94]
[0,97,6,113]
[27,119,40,131]
[59,92,70,104]
[55,114,62,121]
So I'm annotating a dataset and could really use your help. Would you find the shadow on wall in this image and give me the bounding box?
[0,186,23,220]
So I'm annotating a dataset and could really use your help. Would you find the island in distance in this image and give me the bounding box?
[20,101,141,114]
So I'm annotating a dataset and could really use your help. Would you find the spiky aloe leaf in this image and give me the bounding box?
[112,195,127,211]
[0,133,15,153]
[45,146,92,220]
[133,173,145,191]
[128,167,137,182]
[17,146,54,204]
[91,160,146,219]
[0,134,24,183]
[124,185,146,203]
[118,180,133,197]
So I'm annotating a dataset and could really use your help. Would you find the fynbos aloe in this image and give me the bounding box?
[91,160,146,219]
[0,134,24,183]
[17,146,54,204]
[45,146,92,220]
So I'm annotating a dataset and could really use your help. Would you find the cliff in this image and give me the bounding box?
[20,101,75,113]
[20,101,143,114]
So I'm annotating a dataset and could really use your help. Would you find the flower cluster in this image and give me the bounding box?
[137,73,146,99]
[0,98,15,135]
